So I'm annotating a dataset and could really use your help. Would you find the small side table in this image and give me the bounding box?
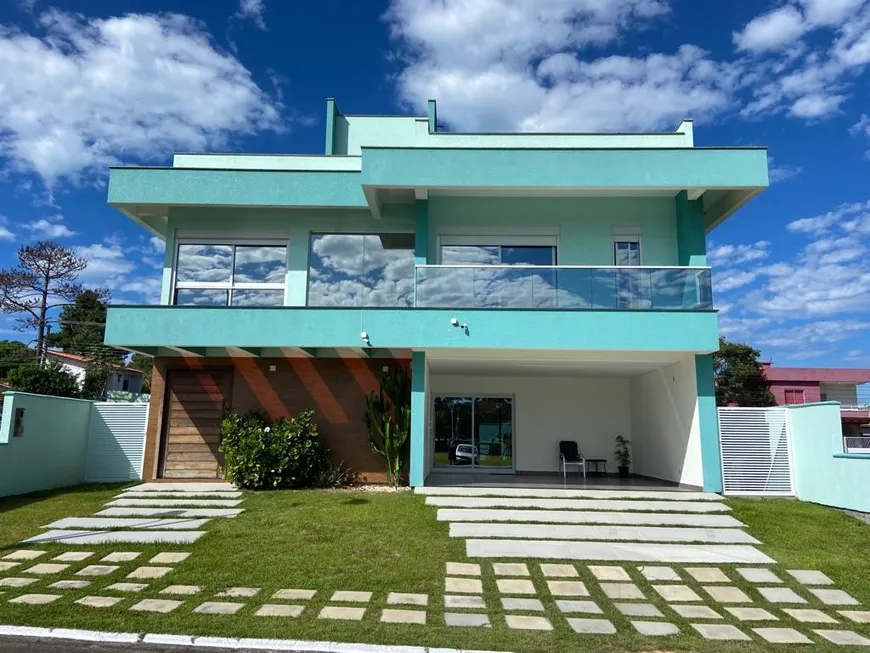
[586,459,608,475]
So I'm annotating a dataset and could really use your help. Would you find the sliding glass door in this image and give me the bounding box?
[432,395,514,472]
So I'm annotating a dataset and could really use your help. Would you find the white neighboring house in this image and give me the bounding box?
[46,350,143,394]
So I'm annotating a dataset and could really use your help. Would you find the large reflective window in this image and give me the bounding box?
[234,246,286,284]
[307,233,415,307]
[176,245,232,283]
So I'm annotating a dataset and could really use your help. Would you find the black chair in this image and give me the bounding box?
[559,441,587,479]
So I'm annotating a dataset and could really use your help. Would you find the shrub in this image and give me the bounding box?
[220,408,349,489]
[365,366,411,489]
[8,361,80,398]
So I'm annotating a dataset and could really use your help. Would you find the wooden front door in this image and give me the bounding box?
[159,369,232,479]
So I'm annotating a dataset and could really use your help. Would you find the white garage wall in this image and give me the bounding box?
[629,354,703,487]
[429,374,632,473]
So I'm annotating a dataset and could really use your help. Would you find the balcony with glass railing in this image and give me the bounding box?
[414,265,713,310]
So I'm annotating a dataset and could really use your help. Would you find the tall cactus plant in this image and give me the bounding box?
[365,366,411,489]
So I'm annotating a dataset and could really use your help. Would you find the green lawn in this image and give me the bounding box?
[1,487,869,652]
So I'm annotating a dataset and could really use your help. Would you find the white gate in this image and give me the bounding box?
[84,402,149,482]
[718,407,795,496]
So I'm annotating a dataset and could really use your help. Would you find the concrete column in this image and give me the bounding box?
[427,100,437,133]
[414,200,429,306]
[159,224,176,305]
[675,190,707,266]
[695,353,723,493]
[410,350,428,487]
[286,224,309,306]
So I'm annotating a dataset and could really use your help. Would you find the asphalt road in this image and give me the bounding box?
[0,636,328,653]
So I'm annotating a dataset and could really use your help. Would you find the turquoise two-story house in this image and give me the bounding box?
[104,99,768,490]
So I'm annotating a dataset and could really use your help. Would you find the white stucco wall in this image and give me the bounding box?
[429,374,632,473]
[629,354,703,487]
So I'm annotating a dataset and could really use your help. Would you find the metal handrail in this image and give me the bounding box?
[415,264,712,270]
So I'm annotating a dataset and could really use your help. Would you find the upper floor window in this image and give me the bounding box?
[784,389,806,405]
[614,240,641,266]
[174,242,287,307]
[441,245,556,266]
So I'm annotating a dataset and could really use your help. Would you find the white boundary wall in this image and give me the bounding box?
[718,406,795,496]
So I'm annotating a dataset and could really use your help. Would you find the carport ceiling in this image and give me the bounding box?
[427,358,674,378]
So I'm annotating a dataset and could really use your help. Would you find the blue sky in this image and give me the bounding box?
[0,0,868,366]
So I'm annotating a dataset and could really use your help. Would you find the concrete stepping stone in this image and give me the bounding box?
[758,587,807,604]
[0,577,37,588]
[788,569,834,585]
[692,623,751,640]
[671,604,722,619]
[446,562,480,576]
[632,621,680,636]
[784,608,838,623]
[9,594,61,604]
[101,552,141,562]
[3,550,46,561]
[127,566,172,579]
[810,589,859,605]
[639,566,681,582]
[161,585,202,596]
[97,508,243,518]
[256,604,304,618]
[216,587,260,598]
[108,498,241,507]
[194,601,244,615]
[505,615,552,631]
[444,595,485,609]
[496,579,535,595]
[686,567,730,583]
[418,486,723,500]
[319,606,366,621]
[726,607,778,621]
[24,530,205,545]
[703,585,752,603]
[381,609,426,624]
[465,540,774,563]
[840,611,870,623]
[330,590,372,603]
[616,602,663,618]
[501,598,544,611]
[540,564,577,577]
[273,589,317,601]
[814,630,870,646]
[0,562,20,571]
[444,612,489,627]
[150,552,190,564]
[556,600,603,614]
[452,523,758,543]
[439,508,743,527]
[387,592,427,606]
[125,482,236,492]
[44,518,209,530]
[737,567,782,583]
[49,580,91,590]
[547,580,589,597]
[493,563,529,576]
[23,563,69,575]
[446,578,482,594]
[601,583,644,600]
[75,596,122,608]
[753,627,813,644]
[105,583,149,593]
[566,618,616,634]
[653,584,702,602]
[52,552,93,562]
[121,491,241,499]
[77,565,119,577]
[130,599,182,613]
[427,496,730,512]
[589,565,631,581]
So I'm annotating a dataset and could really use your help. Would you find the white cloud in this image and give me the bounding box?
[767,156,803,183]
[0,9,281,184]
[714,269,759,292]
[787,201,870,233]
[237,0,267,30]
[754,320,870,348]
[707,240,770,268]
[733,6,808,53]
[0,215,13,241]
[24,215,76,238]
[789,93,846,117]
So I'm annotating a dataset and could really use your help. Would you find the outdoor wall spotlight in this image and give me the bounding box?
[360,331,370,343]
[450,317,468,330]
[450,317,459,326]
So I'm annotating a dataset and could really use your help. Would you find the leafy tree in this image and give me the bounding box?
[0,340,36,377]
[0,242,87,362]
[8,360,80,399]
[48,288,118,361]
[128,353,153,393]
[713,337,776,407]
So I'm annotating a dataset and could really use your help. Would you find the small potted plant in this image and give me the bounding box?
[614,435,631,478]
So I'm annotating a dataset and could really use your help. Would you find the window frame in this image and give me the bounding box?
[172,239,288,307]
[784,389,806,405]
[613,238,642,266]
[438,235,558,265]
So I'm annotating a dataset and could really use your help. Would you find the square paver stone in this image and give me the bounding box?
[692,624,751,641]
[256,604,304,618]
[540,564,577,578]
[387,592,427,606]
[601,582,644,600]
[0,562,20,572]
[3,550,45,561]
[671,605,723,619]
[444,612,489,628]
[840,611,870,623]
[446,578,483,594]
[52,552,93,562]
[9,594,61,605]
[556,600,603,614]
[130,599,182,613]
[589,565,631,582]
[149,552,190,564]
[75,596,122,608]
[788,569,834,585]
[23,563,69,575]
[632,621,680,636]
[810,589,859,605]
[128,566,172,579]
[704,585,753,603]
[758,587,807,604]
[330,590,372,603]
[567,618,616,635]
[493,563,530,577]
[49,580,91,590]
[506,615,552,631]
[161,585,202,596]
[446,562,480,576]
[726,607,779,621]
[0,578,37,588]
[737,568,782,584]
[216,587,260,598]
[195,601,244,615]
[319,606,366,621]
[653,584,702,602]
[445,595,486,609]
[497,579,536,595]
[105,583,148,593]
[273,589,317,601]
[616,602,664,618]
[814,630,870,646]
[77,565,119,577]
[783,608,838,623]
[381,609,426,625]
[501,598,544,612]
[685,567,731,583]
[753,627,813,644]
[639,566,681,582]
[547,580,589,597]
[101,552,141,563]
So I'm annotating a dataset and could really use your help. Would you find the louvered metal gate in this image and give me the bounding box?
[84,402,149,482]
[717,407,795,496]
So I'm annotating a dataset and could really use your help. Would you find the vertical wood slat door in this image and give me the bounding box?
[161,370,232,479]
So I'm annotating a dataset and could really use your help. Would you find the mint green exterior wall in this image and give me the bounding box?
[410,351,427,487]
[695,354,722,493]
[675,191,708,266]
